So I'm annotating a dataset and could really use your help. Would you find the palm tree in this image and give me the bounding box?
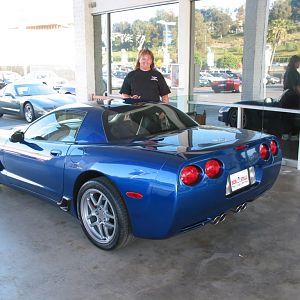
[267,19,291,70]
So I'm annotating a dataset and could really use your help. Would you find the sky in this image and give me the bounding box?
[0,0,276,28]
[0,0,73,28]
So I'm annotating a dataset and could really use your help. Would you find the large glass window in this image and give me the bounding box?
[109,4,179,96]
[192,0,245,102]
[266,0,300,160]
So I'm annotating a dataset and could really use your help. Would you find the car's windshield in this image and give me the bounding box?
[15,84,56,96]
[3,72,21,80]
[103,103,198,141]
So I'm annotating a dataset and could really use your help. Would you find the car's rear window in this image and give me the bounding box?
[103,103,197,141]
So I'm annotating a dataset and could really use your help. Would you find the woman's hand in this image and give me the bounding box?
[130,95,141,99]
[122,93,141,99]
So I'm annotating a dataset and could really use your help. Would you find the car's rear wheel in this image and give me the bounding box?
[228,109,247,128]
[77,177,133,250]
[24,102,35,123]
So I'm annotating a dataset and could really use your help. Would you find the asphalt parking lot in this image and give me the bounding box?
[0,166,299,300]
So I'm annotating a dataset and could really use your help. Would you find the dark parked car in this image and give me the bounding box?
[0,82,77,122]
[218,90,300,134]
[0,100,282,250]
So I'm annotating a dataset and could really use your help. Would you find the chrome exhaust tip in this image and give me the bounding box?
[241,203,247,210]
[219,213,226,223]
[210,213,226,225]
[231,203,247,213]
[210,215,220,225]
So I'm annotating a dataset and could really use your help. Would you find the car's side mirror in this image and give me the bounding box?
[5,93,15,99]
[10,130,24,143]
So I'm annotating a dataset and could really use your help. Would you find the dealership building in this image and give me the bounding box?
[72,0,300,168]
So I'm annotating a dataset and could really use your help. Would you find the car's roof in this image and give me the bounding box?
[55,99,165,113]
[8,80,49,86]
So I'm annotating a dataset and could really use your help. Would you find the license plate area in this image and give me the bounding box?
[229,169,250,192]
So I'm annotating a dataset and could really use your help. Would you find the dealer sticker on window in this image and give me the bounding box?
[230,169,250,192]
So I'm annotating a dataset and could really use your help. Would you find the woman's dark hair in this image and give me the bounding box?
[135,49,155,70]
[287,55,300,70]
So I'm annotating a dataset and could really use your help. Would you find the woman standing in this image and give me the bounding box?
[283,55,300,106]
[120,49,171,103]
[281,55,300,140]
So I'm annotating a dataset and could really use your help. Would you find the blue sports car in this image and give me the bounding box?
[0,100,282,250]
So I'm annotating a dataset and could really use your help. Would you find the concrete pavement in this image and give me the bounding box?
[0,166,300,300]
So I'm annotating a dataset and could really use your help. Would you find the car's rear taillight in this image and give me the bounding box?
[180,165,201,185]
[270,140,278,156]
[259,143,269,160]
[205,159,222,178]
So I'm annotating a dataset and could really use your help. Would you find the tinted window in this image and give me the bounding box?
[25,110,86,142]
[104,104,197,141]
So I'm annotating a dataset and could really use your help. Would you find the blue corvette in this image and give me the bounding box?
[0,100,282,250]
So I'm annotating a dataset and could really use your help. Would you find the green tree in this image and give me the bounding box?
[194,10,211,54]
[216,52,240,69]
[131,20,158,50]
[112,21,133,51]
[290,0,300,22]
[268,0,291,23]
[234,6,245,33]
[200,8,233,38]
[267,19,291,68]
[149,10,178,49]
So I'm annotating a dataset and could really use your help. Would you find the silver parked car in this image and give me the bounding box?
[0,81,77,123]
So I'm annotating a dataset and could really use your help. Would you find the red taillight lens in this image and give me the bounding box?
[270,140,278,156]
[180,165,201,185]
[260,144,269,160]
[205,159,222,178]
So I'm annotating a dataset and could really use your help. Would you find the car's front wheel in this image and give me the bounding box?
[77,177,133,250]
[24,102,35,123]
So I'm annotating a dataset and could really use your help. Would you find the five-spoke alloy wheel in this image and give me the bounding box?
[77,177,132,250]
[24,102,35,123]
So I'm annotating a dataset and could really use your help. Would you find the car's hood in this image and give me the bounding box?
[26,93,77,109]
[131,126,265,157]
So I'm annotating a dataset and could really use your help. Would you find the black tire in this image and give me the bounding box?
[24,102,35,123]
[77,177,133,250]
[228,109,247,128]
[0,113,3,118]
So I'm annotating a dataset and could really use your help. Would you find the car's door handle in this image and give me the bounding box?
[50,149,62,157]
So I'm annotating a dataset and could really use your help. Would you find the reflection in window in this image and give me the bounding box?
[104,103,196,141]
[266,0,300,160]
[109,4,179,95]
[192,1,245,99]
[25,111,86,142]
